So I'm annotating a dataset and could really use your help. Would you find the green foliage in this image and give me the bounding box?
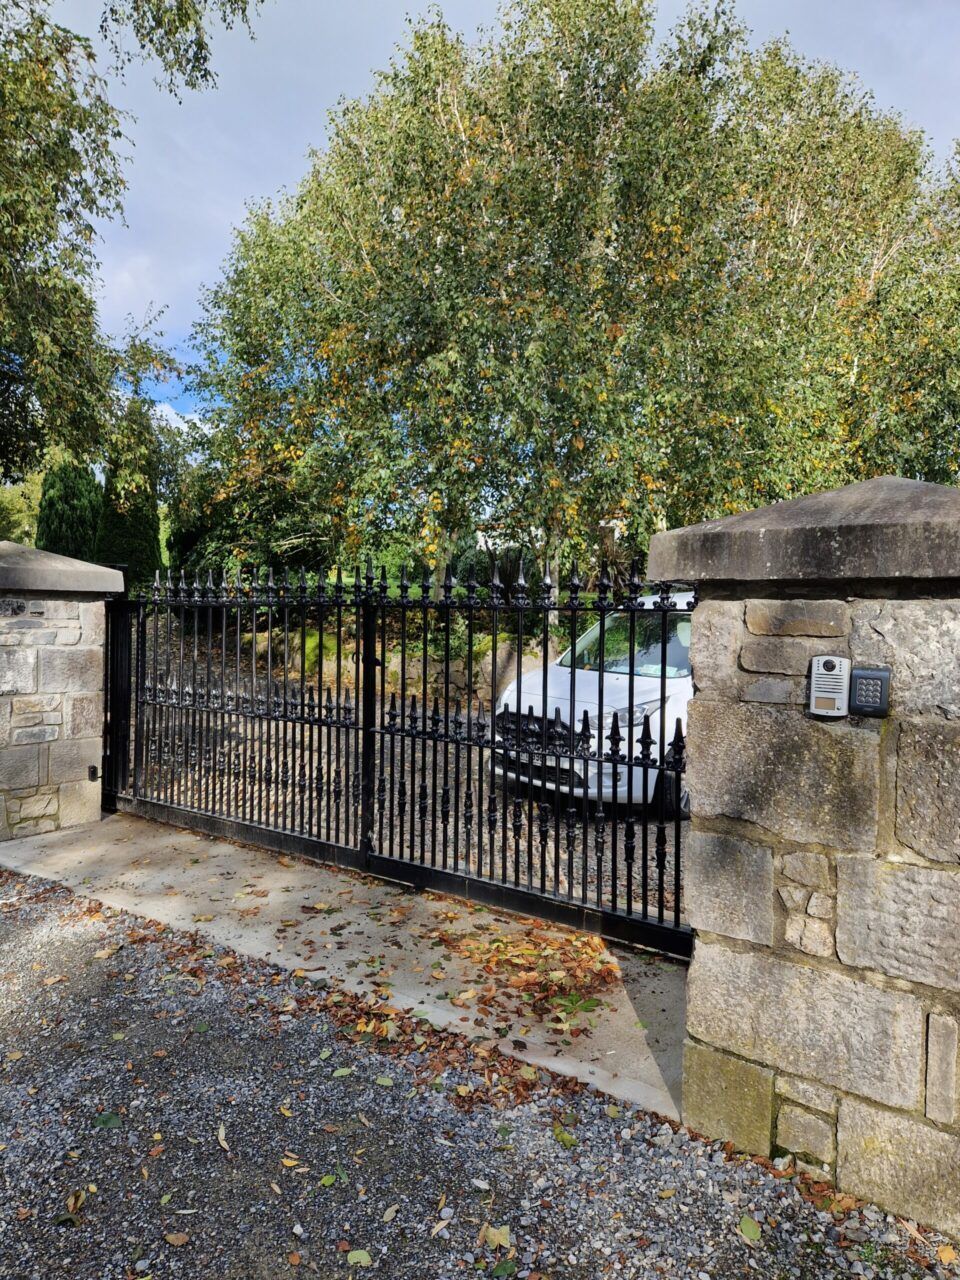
[190,0,960,574]
[0,0,257,479]
[0,472,42,543]
[94,400,163,586]
[34,459,102,560]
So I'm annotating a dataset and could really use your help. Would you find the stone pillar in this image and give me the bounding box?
[0,542,123,839]
[648,476,960,1237]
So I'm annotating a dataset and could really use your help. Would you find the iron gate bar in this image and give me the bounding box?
[103,560,694,958]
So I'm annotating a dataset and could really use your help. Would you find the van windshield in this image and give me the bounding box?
[559,612,692,678]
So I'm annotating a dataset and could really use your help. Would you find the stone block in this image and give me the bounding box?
[689,600,744,699]
[55,628,81,646]
[29,600,79,620]
[775,1074,837,1114]
[779,886,810,911]
[850,600,960,719]
[685,830,775,945]
[66,693,103,739]
[806,892,833,920]
[17,790,57,820]
[47,737,100,783]
[926,1014,958,1126]
[896,721,960,863]
[12,694,60,714]
[688,701,879,849]
[682,1040,775,1154]
[17,630,58,646]
[0,647,37,695]
[57,779,102,828]
[0,745,39,788]
[39,647,103,694]
[777,1103,835,1165]
[784,914,805,949]
[838,1099,960,1237]
[686,942,924,1110]
[0,700,10,749]
[836,857,960,991]
[737,675,806,705]
[740,635,845,677]
[746,599,850,638]
[797,916,834,958]
[781,851,832,888]
[12,711,42,727]
[79,601,105,645]
[11,724,59,745]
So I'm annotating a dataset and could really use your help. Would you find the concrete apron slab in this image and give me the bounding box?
[0,813,685,1118]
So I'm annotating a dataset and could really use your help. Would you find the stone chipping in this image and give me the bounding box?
[1,870,958,1280]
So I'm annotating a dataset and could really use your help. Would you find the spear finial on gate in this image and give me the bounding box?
[514,558,529,607]
[490,559,503,607]
[540,560,554,609]
[597,562,611,607]
[399,564,410,602]
[153,569,161,603]
[628,558,642,607]
[568,560,581,606]
[442,563,453,606]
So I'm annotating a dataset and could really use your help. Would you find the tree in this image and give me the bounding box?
[35,459,103,560]
[192,0,960,575]
[0,0,260,479]
[94,399,163,585]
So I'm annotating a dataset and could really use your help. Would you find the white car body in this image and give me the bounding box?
[495,593,694,806]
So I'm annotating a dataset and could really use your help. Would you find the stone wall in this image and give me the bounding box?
[647,478,960,1238]
[0,591,106,839]
[683,594,960,1236]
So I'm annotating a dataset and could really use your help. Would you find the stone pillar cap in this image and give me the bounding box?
[647,476,960,585]
[0,541,124,595]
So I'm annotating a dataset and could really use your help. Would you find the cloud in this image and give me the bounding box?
[54,0,960,351]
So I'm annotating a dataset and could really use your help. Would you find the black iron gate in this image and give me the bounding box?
[103,563,694,957]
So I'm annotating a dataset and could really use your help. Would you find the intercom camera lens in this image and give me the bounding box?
[823,659,836,672]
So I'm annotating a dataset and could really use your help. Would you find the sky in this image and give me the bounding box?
[55,0,960,414]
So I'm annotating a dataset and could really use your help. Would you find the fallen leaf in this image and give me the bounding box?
[217,1123,229,1152]
[739,1215,761,1243]
[288,1252,301,1266]
[552,1121,577,1149]
[346,1250,372,1267]
[382,1204,399,1222]
[939,1245,958,1266]
[375,1076,393,1088]
[164,1232,189,1247]
[93,1112,121,1130]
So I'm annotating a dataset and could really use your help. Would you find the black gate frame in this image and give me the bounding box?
[103,566,693,959]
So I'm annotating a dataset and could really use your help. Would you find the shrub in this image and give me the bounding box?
[34,459,102,560]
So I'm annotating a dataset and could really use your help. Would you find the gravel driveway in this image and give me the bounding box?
[1,870,956,1280]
